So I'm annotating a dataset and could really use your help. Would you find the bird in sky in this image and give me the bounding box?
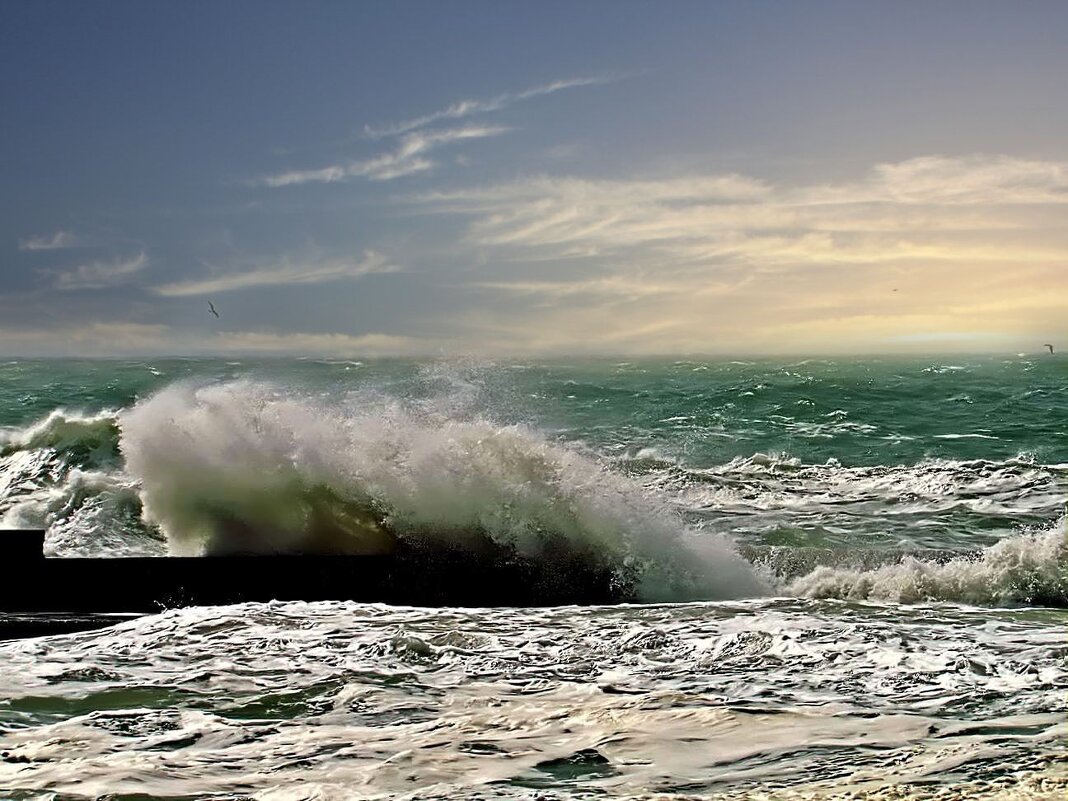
[208,301,220,319]
[1044,343,1054,354]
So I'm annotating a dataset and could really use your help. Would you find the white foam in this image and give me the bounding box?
[119,380,767,601]
[0,408,118,457]
[656,451,1064,521]
[0,409,160,556]
[787,521,1067,605]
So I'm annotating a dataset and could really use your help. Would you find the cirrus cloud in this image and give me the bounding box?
[153,250,399,297]
[396,154,1068,354]
[363,75,619,138]
[411,155,1068,274]
[51,252,147,290]
[19,230,81,251]
[259,125,508,187]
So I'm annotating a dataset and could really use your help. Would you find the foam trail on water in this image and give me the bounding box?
[119,381,767,601]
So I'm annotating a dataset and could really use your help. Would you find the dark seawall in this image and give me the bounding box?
[1,530,632,628]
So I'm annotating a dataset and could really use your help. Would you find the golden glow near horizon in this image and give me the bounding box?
[407,155,1067,355]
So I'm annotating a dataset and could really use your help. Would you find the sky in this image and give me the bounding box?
[2,0,1066,357]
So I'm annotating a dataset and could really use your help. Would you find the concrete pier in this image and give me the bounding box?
[0,530,630,626]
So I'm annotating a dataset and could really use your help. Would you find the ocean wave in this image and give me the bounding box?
[0,467,154,556]
[0,410,161,556]
[648,451,1066,522]
[2,380,1064,608]
[786,521,1067,606]
[0,408,121,467]
[118,380,766,601]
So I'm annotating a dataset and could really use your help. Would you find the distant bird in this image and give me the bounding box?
[208,301,220,319]
[1044,343,1054,354]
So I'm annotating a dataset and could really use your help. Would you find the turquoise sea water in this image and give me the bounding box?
[0,356,1065,798]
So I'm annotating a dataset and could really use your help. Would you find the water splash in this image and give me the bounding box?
[787,520,1067,605]
[119,380,766,601]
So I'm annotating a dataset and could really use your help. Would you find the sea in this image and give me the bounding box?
[0,356,1065,799]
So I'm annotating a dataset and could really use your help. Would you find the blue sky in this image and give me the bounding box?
[2,1,1066,355]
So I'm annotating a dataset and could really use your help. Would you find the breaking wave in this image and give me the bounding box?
[118,381,766,601]
[1,410,155,556]
[785,521,1067,606]
[1,408,121,466]
[1,380,1065,607]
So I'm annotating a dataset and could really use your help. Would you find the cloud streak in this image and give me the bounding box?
[259,75,618,189]
[259,125,507,187]
[52,252,147,290]
[19,230,80,251]
[391,154,1068,354]
[364,75,617,138]
[412,155,1068,278]
[153,250,398,296]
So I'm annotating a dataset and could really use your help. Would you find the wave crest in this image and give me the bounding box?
[786,521,1068,606]
[1,409,121,466]
[0,410,159,556]
[119,381,766,601]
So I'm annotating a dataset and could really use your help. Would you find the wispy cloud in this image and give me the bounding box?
[19,230,80,251]
[392,154,1068,354]
[866,155,1068,204]
[471,276,682,300]
[258,75,617,189]
[411,155,1068,276]
[52,252,147,290]
[153,250,398,297]
[259,125,507,188]
[364,75,617,139]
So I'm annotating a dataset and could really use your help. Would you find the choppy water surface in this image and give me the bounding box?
[0,356,1065,798]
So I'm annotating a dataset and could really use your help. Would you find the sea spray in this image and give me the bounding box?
[786,518,1068,605]
[0,408,121,466]
[2,358,1065,607]
[0,409,158,555]
[2,358,1065,798]
[119,380,767,601]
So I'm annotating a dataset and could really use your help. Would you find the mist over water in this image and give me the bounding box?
[0,356,1065,797]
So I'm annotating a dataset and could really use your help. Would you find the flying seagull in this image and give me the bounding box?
[208,301,220,319]
[1044,344,1054,354]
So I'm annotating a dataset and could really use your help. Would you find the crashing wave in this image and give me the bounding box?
[640,450,1067,552]
[1,409,121,466]
[786,520,1068,606]
[1,410,160,556]
[118,381,767,602]
[2,381,1064,608]
[652,451,1065,516]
